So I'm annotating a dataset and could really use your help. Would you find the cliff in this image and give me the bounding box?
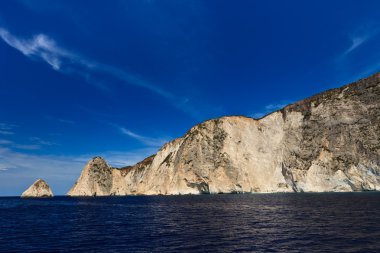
[68,72,380,196]
[21,179,54,198]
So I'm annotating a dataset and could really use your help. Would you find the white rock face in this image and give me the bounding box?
[21,179,54,198]
[68,72,380,196]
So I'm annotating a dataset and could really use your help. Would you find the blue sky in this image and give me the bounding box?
[1,0,380,196]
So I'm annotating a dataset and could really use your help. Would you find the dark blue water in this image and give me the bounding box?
[1,193,380,252]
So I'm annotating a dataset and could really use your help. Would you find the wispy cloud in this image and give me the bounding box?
[344,36,368,56]
[0,140,13,145]
[0,121,59,150]
[0,123,16,135]
[119,127,169,147]
[342,25,380,57]
[0,137,57,150]
[0,130,14,135]
[0,27,177,99]
[342,34,372,57]
[251,101,292,119]
[0,139,41,150]
[12,144,41,150]
[44,115,76,125]
[0,27,205,117]
[57,118,75,124]
[0,28,70,70]
[29,137,57,146]
[334,24,380,84]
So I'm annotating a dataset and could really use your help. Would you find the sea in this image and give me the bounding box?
[0,193,380,252]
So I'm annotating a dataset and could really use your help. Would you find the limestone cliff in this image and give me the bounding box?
[21,179,54,198]
[68,72,380,196]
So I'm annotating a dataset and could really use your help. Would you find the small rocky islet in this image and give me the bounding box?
[21,179,54,198]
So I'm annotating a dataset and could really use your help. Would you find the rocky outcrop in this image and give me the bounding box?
[21,179,54,198]
[68,72,380,196]
[67,156,115,196]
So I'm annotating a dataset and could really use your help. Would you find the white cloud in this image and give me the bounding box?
[120,127,169,147]
[344,36,368,55]
[12,144,41,150]
[0,123,16,129]
[251,102,291,119]
[44,115,76,125]
[29,137,57,146]
[0,127,56,150]
[343,34,372,56]
[0,27,176,99]
[0,130,14,135]
[334,24,380,85]
[342,25,380,57]
[0,139,13,145]
[0,123,16,135]
[0,27,205,118]
[0,28,70,70]
[0,139,41,150]
[58,118,75,124]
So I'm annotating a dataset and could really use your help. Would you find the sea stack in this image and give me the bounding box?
[67,156,113,196]
[68,72,380,196]
[21,179,54,198]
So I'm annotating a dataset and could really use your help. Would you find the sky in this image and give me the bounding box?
[1,0,380,196]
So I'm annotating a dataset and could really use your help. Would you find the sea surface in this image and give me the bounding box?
[0,193,380,252]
